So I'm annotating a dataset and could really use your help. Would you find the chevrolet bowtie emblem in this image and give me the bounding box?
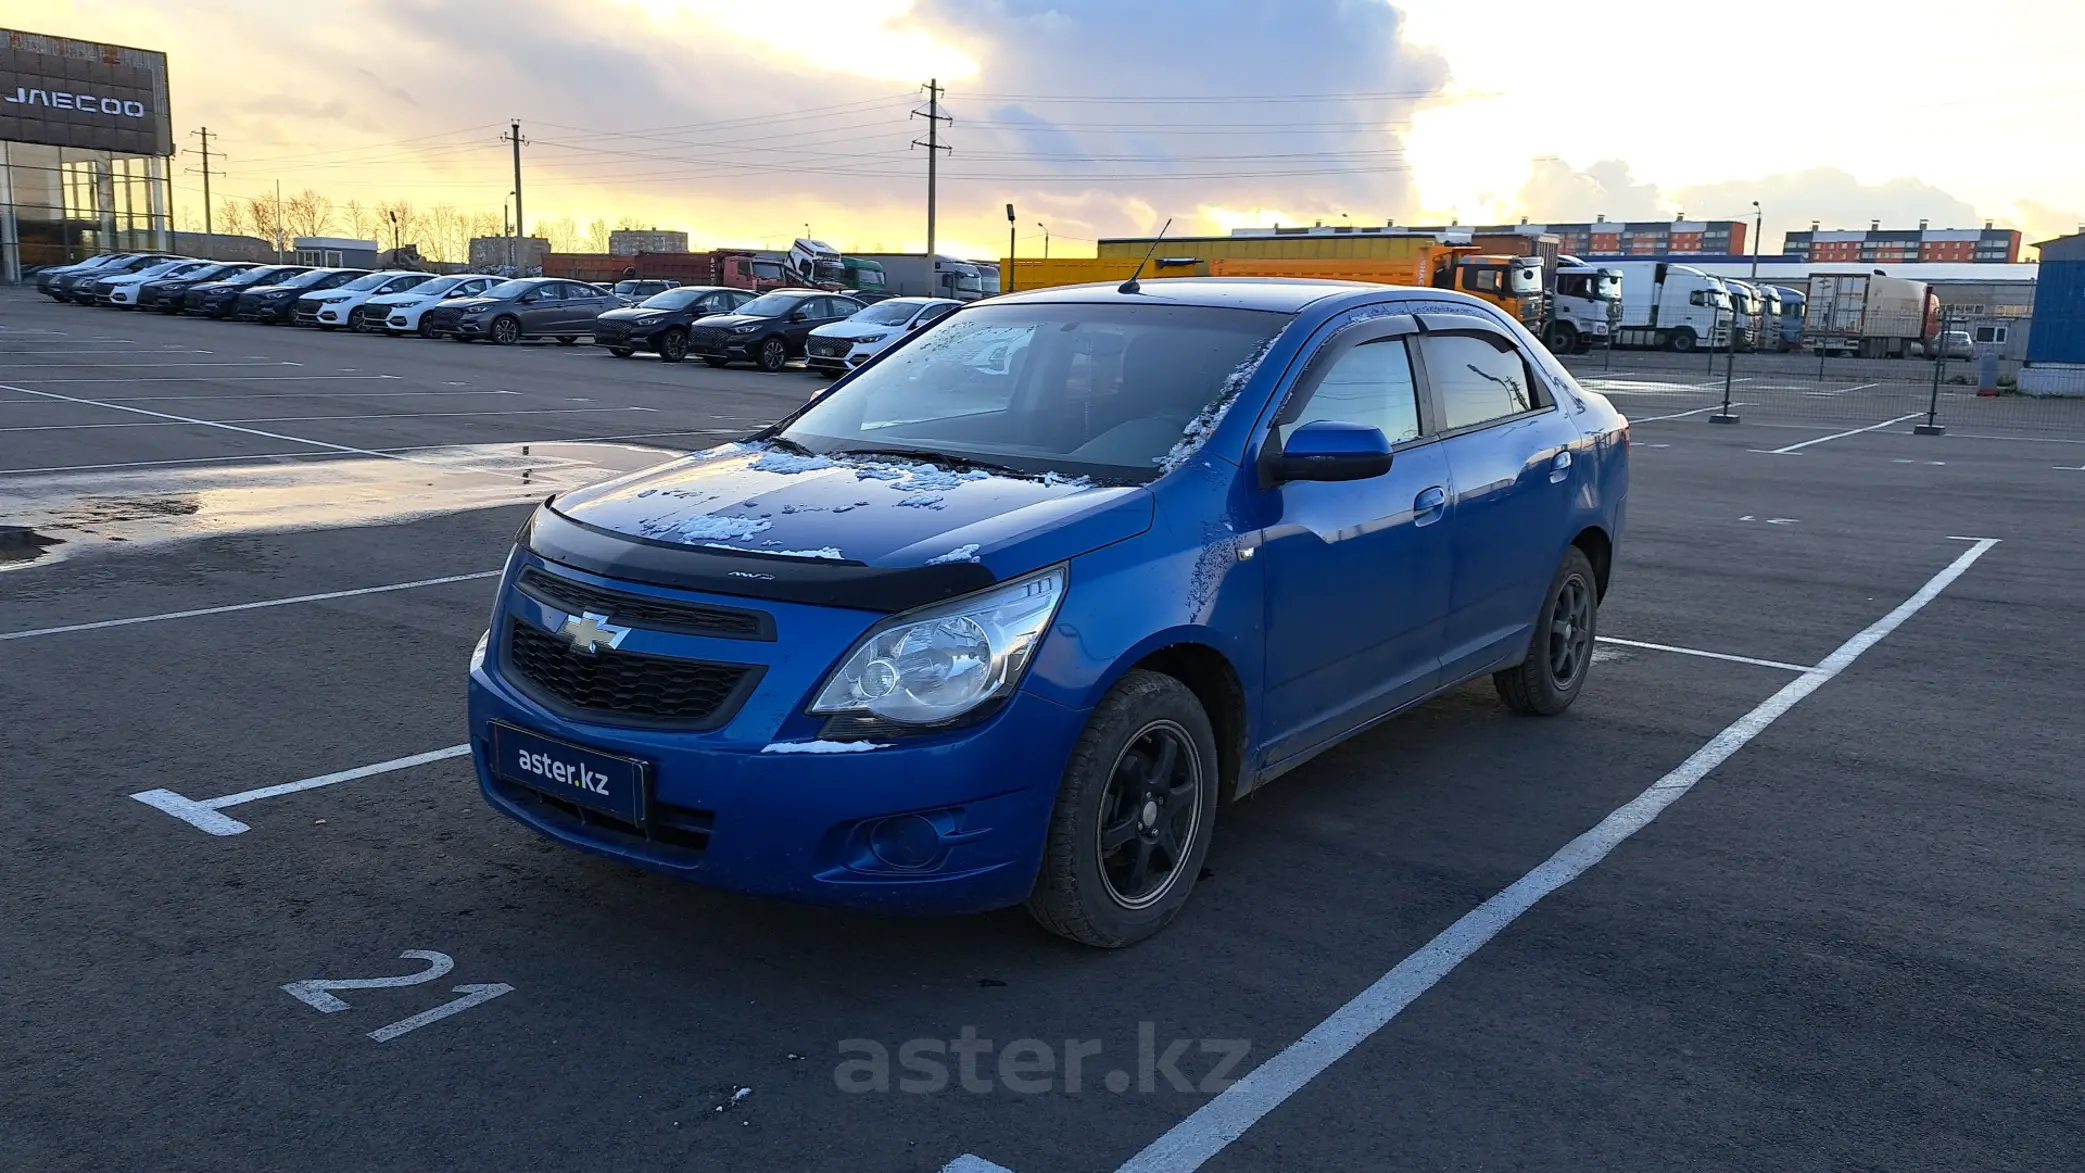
[559,610,631,654]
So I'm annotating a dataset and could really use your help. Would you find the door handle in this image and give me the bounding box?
[1413,486,1447,527]
[1549,449,1573,484]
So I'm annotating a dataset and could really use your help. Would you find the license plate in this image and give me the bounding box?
[490,721,649,826]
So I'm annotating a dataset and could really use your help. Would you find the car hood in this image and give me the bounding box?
[368,291,438,307]
[440,296,504,311]
[691,313,773,331]
[811,321,897,342]
[550,442,1152,578]
[595,306,675,322]
[245,284,299,296]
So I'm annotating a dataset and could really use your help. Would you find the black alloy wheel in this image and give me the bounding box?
[657,328,688,363]
[1094,721,1203,911]
[757,336,789,372]
[490,316,521,345]
[1494,546,1599,716]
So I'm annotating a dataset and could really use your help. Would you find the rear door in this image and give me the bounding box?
[1414,318,1581,683]
[1254,314,1454,765]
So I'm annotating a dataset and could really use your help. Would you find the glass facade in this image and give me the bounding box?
[2,139,171,282]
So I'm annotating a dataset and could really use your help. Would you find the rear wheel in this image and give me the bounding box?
[1494,546,1599,716]
[756,336,789,372]
[1026,671,1219,949]
[702,356,731,368]
[657,328,688,363]
[490,316,521,346]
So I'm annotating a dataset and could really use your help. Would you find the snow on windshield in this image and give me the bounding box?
[1156,338,1275,473]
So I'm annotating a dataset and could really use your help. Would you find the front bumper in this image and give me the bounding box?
[465,557,1079,915]
[314,303,353,326]
[688,329,757,358]
[236,297,297,321]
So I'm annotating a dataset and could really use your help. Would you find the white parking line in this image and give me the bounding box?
[1593,637,1808,672]
[0,361,295,369]
[1765,413,1926,454]
[0,406,652,434]
[937,538,1999,1173]
[0,572,500,642]
[4,374,403,384]
[131,746,472,836]
[1627,403,1751,423]
[1802,381,1882,397]
[0,389,520,404]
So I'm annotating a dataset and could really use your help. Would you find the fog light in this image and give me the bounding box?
[868,814,941,870]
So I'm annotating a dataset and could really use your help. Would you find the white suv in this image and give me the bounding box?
[300,271,439,330]
[369,274,500,337]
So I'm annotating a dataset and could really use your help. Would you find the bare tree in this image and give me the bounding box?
[614,215,648,231]
[282,188,335,239]
[583,217,612,253]
[536,215,579,253]
[426,204,469,264]
[216,197,249,239]
[344,198,379,242]
[377,199,422,253]
[247,193,285,252]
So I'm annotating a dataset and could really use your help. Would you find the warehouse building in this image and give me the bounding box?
[1213,219,1749,260]
[1783,222,2021,265]
[0,27,173,282]
[608,228,688,256]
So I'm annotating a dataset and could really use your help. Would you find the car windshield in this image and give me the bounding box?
[279,270,342,289]
[853,300,927,326]
[482,279,540,299]
[227,267,293,286]
[339,272,398,292]
[778,302,1292,480]
[735,292,804,317]
[412,276,466,296]
[638,288,708,309]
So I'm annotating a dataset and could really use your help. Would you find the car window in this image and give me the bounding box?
[919,302,959,325]
[1421,333,1542,430]
[1281,338,1422,447]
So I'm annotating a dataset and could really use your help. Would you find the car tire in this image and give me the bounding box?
[1025,670,1220,949]
[607,346,636,359]
[557,335,578,346]
[1494,546,1599,716]
[756,336,789,372]
[490,316,521,345]
[1544,322,1578,352]
[417,321,438,339]
[1667,328,1698,353]
[657,328,688,363]
[702,356,731,368]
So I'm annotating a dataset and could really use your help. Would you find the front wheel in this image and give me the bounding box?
[1544,322,1578,353]
[1494,546,1599,716]
[1667,328,1698,353]
[756,336,789,372]
[490,316,521,345]
[1026,670,1220,949]
[348,308,369,332]
[657,328,688,363]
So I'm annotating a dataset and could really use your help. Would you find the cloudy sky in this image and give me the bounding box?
[11,0,2082,257]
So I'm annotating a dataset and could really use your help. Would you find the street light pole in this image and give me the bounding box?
[1037,223,1049,259]
[1751,200,1762,282]
[1005,203,1016,293]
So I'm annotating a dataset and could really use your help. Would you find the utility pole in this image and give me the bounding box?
[1005,203,1016,293]
[502,120,528,247]
[186,127,222,259]
[912,79,951,262]
[1750,200,1762,282]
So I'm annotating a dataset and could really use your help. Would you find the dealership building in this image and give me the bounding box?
[0,28,173,283]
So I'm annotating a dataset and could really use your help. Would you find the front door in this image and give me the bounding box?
[1412,322,1579,683]
[1256,317,1454,766]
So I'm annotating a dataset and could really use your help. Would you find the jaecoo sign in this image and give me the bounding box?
[4,87,148,118]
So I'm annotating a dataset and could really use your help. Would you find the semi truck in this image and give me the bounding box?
[1722,279,1763,351]
[1544,257,1624,353]
[1604,262,1732,352]
[1002,257,1209,290]
[852,253,987,300]
[1768,285,1807,351]
[1803,273,1940,357]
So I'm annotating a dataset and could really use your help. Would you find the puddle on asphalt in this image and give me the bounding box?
[0,442,684,571]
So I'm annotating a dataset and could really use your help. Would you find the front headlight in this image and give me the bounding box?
[810,565,1064,726]
[855,332,889,345]
[469,629,490,671]
[731,323,760,334]
[633,313,663,324]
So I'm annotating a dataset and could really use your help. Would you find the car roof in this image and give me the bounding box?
[987,277,1388,314]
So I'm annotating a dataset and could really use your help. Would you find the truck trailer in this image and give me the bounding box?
[1803,273,1940,357]
[852,253,986,300]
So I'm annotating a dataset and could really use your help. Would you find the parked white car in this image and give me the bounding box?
[297,271,440,330]
[99,259,215,307]
[367,274,500,336]
[803,296,962,375]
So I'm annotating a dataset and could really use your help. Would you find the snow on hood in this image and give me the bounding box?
[551,442,1150,575]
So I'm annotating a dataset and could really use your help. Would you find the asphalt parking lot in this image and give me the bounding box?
[3,288,2081,1172]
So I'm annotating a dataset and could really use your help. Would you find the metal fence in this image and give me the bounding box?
[1559,311,2085,440]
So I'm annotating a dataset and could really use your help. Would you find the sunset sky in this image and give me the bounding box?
[10,0,2082,258]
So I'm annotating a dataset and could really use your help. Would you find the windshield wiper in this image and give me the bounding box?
[763,434,819,457]
[828,445,1030,478]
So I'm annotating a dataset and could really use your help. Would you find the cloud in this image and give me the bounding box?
[1516,158,1662,223]
[1673,168,1984,245]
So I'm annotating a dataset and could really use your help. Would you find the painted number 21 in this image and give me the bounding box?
[283,950,513,1043]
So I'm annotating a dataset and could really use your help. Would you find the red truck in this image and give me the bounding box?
[540,249,822,292]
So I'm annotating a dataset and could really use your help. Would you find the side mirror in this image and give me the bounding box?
[1269,420,1394,484]
[788,310,809,322]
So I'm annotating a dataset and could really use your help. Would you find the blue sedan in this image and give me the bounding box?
[466,278,1629,947]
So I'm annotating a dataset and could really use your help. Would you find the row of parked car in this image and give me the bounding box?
[31,251,964,374]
